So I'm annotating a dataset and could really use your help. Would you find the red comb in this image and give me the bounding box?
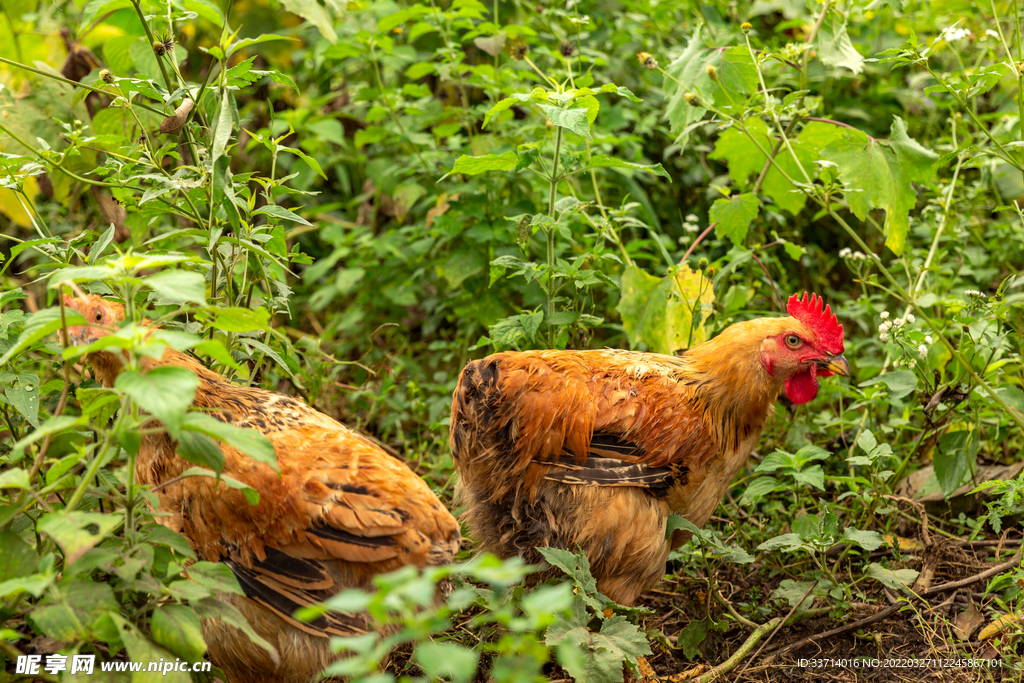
[787,292,844,354]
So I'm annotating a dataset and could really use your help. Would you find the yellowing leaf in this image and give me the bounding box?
[0,176,39,228]
[617,264,714,355]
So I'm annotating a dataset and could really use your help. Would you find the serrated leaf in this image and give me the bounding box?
[151,605,207,661]
[865,563,920,594]
[448,151,518,176]
[181,413,278,472]
[617,264,714,354]
[537,105,592,141]
[116,367,198,437]
[587,154,670,179]
[710,193,760,246]
[820,117,937,254]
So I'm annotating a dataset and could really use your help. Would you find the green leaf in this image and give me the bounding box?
[771,579,827,610]
[935,428,978,496]
[859,369,918,399]
[617,264,714,354]
[200,306,271,333]
[820,117,938,254]
[0,468,30,490]
[176,466,261,504]
[280,145,327,180]
[757,532,804,552]
[710,193,760,246]
[115,367,199,437]
[586,155,670,179]
[0,530,38,584]
[182,412,279,473]
[414,642,479,683]
[176,431,226,475]
[448,151,519,176]
[11,415,87,460]
[253,204,313,226]
[865,563,920,594]
[2,372,39,427]
[817,15,865,74]
[151,605,207,661]
[144,270,207,304]
[841,527,884,551]
[738,476,781,505]
[106,613,192,683]
[537,105,592,141]
[186,561,245,595]
[676,618,708,661]
[277,0,345,42]
[663,29,758,143]
[191,597,279,663]
[38,511,124,566]
[228,34,294,57]
[0,307,86,367]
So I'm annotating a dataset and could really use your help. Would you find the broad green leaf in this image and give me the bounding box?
[38,511,124,565]
[0,307,86,367]
[0,530,39,582]
[2,372,39,427]
[277,0,345,42]
[841,527,884,551]
[663,29,758,143]
[865,562,920,594]
[739,476,781,505]
[200,306,271,333]
[710,193,760,246]
[414,642,479,683]
[617,264,714,354]
[537,105,592,141]
[0,468,30,490]
[771,578,829,610]
[935,427,978,496]
[820,117,938,254]
[181,412,278,472]
[11,415,87,459]
[586,154,670,179]
[253,204,313,226]
[817,15,865,74]
[144,270,206,304]
[279,145,327,180]
[676,618,708,661]
[176,430,226,474]
[150,605,207,661]
[859,369,918,399]
[708,120,840,215]
[115,367,199,436]
[106,613,192,683]
[448,152,519,176]
[228,34,295,57]
[186,561,246,595]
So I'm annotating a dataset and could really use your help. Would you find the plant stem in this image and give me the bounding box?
[546,125,564,345]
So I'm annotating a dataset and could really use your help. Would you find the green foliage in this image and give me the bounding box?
[1,0,1024,677]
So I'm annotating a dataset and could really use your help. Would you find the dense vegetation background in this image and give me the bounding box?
[1,0,1023,679]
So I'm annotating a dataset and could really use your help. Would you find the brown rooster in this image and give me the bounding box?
[63,295,461,683]
[450,292,848,605]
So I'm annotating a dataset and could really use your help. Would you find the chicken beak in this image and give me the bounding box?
[815,354,850,377]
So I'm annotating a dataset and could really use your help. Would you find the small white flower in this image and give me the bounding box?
[685,213,698,222]
[893,318,905,328]
[906,313,916,323]
[853,251,866,260]
[964,289,983,297]
[918,344,928,357]
[683,222,699,233]
[879,332,889,342]
[986,29,999,39]
[941,26,972,42]
[879,321,893,332]
[880,311,890,319]
[839,247,852,258]
[925,335,933,344]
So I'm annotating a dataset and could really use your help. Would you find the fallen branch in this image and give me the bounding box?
[765,548,1023,663]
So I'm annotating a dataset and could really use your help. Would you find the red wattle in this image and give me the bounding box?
[784,367,819,404]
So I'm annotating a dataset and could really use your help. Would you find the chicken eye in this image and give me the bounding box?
[785,334,802,349]
[94,311,103,322]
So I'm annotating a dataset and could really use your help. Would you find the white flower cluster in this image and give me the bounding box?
[682,213,700,233]
[985,29,1000,39]
[838,247,868,260]
[941,26,972,42]
[964,289,985,297]
[878,312,915,341]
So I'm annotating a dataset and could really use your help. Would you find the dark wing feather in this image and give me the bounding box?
[224,549,369,638]
[543,431,683,497]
